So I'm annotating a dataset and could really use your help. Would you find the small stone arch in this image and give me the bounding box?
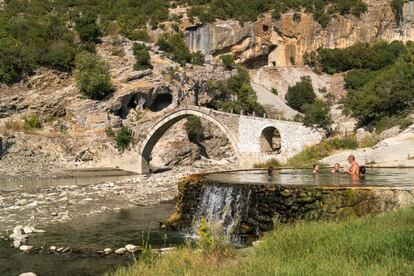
[138,108,240,173]
[260,126,281,155]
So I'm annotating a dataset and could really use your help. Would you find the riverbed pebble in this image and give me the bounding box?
[19,245,34,252]
[19,272,37,276]
[125,244,141,253]
[104,248,113,254]
[50,246,57,251]
[114,248,127,254]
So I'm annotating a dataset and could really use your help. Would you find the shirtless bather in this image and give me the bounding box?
[343,155,360,176]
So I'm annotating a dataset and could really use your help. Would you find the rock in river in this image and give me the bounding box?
[19,245,34,253]
[125,244,141,253]
[114,248,127,254]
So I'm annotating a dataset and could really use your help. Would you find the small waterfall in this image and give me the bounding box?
[190,185,251,244]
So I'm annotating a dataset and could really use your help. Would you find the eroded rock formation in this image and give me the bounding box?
[184,0,414,66]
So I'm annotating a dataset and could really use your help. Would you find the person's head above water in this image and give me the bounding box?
[332,163,340,173]
[312,164,319,173]
[347,154,356,163]
[267,166,274,176]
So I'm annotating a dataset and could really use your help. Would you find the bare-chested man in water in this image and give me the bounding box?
[343,155,360,176]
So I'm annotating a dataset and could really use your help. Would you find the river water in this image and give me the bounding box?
[0,172,183,276]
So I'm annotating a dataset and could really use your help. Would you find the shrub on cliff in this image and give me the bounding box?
[24,114,42,130]
[0,37,35,84]
[115,126,134,152]
[285,76,316,112]
[221,54,235,70]
[157,33,192,65]
[208,66,266,116]
[132,43,152,70]
[41,40,77,72]
[185,116,204,143]
[73,52,113,100]
[74,13,102,43]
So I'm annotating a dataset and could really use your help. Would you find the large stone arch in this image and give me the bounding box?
[138,108,240,173]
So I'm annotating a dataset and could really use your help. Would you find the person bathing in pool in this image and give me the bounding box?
[312,164,320,174]
[331,163,340,173]
[343,155,366,178]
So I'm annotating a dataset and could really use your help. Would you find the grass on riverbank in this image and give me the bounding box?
[286,135,358,168]
[112,207,414,276]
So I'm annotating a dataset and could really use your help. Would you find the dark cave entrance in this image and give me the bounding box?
[149,93,173,112]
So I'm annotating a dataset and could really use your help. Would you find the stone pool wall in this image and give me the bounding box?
[165,175,414,237]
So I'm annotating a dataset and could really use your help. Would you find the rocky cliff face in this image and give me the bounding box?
[184,0,414,66]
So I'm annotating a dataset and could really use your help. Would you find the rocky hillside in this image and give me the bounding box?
[1,0,414,176]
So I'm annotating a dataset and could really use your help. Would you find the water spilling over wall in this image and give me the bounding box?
[191,185,252,244]
[165,174,414,244]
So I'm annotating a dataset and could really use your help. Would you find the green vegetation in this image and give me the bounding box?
[74,13,102,43]
[306,41,414,130]
[306,41,406,74]
[157,33,204,66]
[73,52,113,100]
[112,207,414,276]
[132,43,152,71]
[115,126,134,152]
[185,116,204,143]
[24,114,42,130]
[207,66,266,116]
[345,62,414,130]
[285,76,316,112]
[221,54,235,70]
[253,158,281,168]
[286,136,357,167]
[302,100,332,133]
[185,0,367,27]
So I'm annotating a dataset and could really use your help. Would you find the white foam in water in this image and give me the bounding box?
[190,185,251,245]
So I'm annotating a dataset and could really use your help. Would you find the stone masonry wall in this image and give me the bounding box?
[166,175,414,239]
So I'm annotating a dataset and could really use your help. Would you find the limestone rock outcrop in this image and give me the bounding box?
[184,0,414,66]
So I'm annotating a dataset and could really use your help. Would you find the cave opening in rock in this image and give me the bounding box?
[149,94,173,112]
[263,24,269,32]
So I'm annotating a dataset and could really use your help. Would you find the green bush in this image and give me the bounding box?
[285,76,316,112]
[345,62,414,129]
[287,136,357,167]
[0,37,34,84]
[41,40,77,72]
[157,33,192,66]
[24,114,42,130]
[221,54,235,70]
[302,100,332,134]
[208,66,266,116]
[132,43,152,70]
[185,116,204,143]
[115,126,134,152]
[73,52,113,100]
[191,51,205,65]
[311,41,406,74]
[74,13,102,43]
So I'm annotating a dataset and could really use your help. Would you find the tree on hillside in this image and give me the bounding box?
[75,13,102,43]
[132,43,152,70]
[345,62,414,129]
[73,52,113,100]
[303,100,332,134]
[285,76,316,112]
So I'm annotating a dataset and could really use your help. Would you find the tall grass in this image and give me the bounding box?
[111,207,414,276]
[287,135,358,167]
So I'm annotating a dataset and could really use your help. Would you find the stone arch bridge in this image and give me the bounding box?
[138,106,323,173]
